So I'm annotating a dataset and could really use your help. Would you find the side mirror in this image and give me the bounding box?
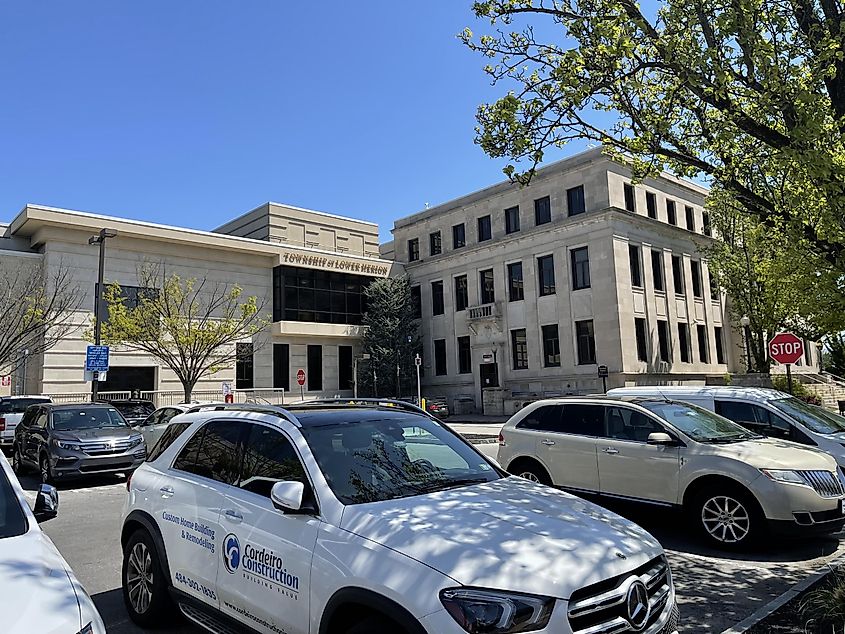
[33,484,59,522]
[647,432,676,446]
[270,481,305,513]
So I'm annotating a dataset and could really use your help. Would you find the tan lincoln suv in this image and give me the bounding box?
[498,396,845,548]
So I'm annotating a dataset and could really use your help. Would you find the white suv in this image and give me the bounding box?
[498,397,845,548]
[121,400,680,634]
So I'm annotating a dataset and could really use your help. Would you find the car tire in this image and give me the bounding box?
[345,614,406,634]
[510,460,553,486]
[12,445,25,475]
[122,529,174,627]
[691,486,762,549]
[39,454,54,485]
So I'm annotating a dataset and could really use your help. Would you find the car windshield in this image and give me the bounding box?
[0,398,50,414]
[111,403,154,418]
[639,400,759,442]
[52,408,129,431]
[771,397,845,434]
[302,415,500,505]
[0,469,28,539]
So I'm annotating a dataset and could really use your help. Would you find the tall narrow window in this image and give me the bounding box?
[431,281,444,315]
[629,245,643,288]
[571,247,591,290]
[646,192,657,218]
[657,320,671,362]
[635,318,648,362]
[410,285,421,319]
[273,343,289,390]
[236,343,254,389]
[703,212,712,236]
[537,255,556,296]
[307,344,322,391]
[480,269,495,304]
[542,324,561,367]
[709,274,720,301]
[672,255,685,295]
[338,345,353,390]
[507,262,524,301]
[667,200,677,225]
[454,275,468,312]
[567,185,586,216]
[477,215,492,242]
[452,223,466,249]
[434,339,447,376]
[534,196,551,225]
[457,336,472,374]
[678,323,691,363]
[511,329,528,370]
[429,231,442,256]
[691,261,703,298]
[805,340,813,366]
[715,327,725,364]
[408,238,419,262]
[651,251,665,291]
[624,183,636,212]
[505,206,520,234]
[575,320,596,365]
[696,325,709,363]
[685,206,695,231]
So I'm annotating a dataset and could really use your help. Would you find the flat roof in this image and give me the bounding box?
[214,201,378,232]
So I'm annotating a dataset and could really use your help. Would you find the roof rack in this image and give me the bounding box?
[184,402,302,426]
[286,398,433,418]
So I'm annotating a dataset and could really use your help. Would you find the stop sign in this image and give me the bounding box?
[296,368,306,386]
[769,332,804,365]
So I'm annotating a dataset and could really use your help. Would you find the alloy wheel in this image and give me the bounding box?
[701,495,750,543]
[12,448,21,473]
[519,471,541,483]
[40,457,50,484]
[126,542,154,615]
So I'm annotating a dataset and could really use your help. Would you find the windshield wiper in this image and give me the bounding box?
[421,477,491,493]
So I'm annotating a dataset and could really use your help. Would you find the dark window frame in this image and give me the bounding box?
[236,343,254,390]
[629,245,643,288]
[505,206,521,234]
[454,275,468,312]
[667,200,677,225]
[715,326,726,364]
[307,344,323,391]
[657,320,671,362]
[678,323,691,363]
[672,255,685,296]
[624,183,637,212]
[410,285,422,319]
[696,324,709,363]
[457,336,472,374]
[651,250,665,292]
[685,206,696,232]
[537,255,556,296]
[452,223,466,249]
[273,343,290,391]
[477,215,492,242]
[534,196,552,225]
[571,247,591,291]
[273,266,372,325]
[635,318,648,362]
[429,231,442,256]
[507,262,525,302]
[338,345,353,390]
[567,185,586,216]
[408,238,420,262]
[575,320,597,365]
[542,324,561,368]
[511,328,529,370]
[431,281,445,316]
[480,269,495,304]
[434,339,448,376]
[646,192,657,218]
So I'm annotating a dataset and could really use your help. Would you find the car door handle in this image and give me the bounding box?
[159,486,174,498]
[541,439,555,446]
[224,509,243,523]
[603,447,619,455]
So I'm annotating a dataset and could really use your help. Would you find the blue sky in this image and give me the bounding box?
[0,2,588,242]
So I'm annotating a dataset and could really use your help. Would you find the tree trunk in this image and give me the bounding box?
[181,381,194,404]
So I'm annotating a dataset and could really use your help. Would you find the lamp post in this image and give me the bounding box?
[89,229,117,401]
[740,315,752,373]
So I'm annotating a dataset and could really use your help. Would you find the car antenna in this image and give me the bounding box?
[657,388,671,402]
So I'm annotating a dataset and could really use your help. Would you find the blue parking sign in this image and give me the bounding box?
[85,345,110,373]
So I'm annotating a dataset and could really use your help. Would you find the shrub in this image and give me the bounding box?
[771,376,823,405]
[800,570,845,631]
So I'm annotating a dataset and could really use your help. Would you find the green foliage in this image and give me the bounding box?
[824,334,845,377]
[770,375,822,405]
[800,570,845,630]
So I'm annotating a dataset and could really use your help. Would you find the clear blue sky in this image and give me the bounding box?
[0,2,589,242]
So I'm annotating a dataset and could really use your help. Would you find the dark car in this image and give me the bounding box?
[11,403,146,483]
[424,396,450,419]
[105,399,155,426]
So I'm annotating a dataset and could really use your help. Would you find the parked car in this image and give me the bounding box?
[106,399,156,426]
[13,403,146,483]
[121,399,679,634]
[0,396,52,453]
[609,386,845,470]
[400,396,450,419]
[498,396,845,548]
[0,450,105,633]
[132,403,200,450]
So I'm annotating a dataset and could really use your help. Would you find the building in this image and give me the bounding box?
[0,202,396,400]
[385,148,820,414]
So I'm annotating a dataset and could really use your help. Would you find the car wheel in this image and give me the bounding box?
[122,529,173,626]
[345,614,406,634]
[512,461,552,485]
[12,445,25,475]
[39,454,53,485]
[693,487,760,548]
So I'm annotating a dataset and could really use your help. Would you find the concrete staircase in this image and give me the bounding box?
[801,373,845,412]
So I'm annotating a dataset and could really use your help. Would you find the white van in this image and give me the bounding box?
[608,386,845,469]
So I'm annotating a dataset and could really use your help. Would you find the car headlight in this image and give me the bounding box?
[54,440,82,452]
[440,587,554,633]
[761,469,806,485]
[128,435,143,448]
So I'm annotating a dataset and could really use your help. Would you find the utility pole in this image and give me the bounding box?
[89,229,116,402]
[415,353,421,406]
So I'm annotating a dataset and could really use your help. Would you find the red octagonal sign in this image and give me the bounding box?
[296,368,306,386]
[769,332,804,365]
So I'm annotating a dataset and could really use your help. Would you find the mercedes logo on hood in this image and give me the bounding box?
[625,580,651,631]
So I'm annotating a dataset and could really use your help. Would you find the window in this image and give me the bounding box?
[429,231,442,256]
[709,275,720,301]
[517,404,603,436]
[537,255,556,296]
[678,323,691,363]
[657,320,671,362]
[505,206,520,234]
[516,405,564,431]
[338,345,353,390]
[457,336,472,374]
[805,340,813,366]
[542,324,560,367]
[174,421,243,485]
[671,255,685,295]
[480,269,495,304]
[507,262,524,301]
[703,212,712,236]
[411,285,422,319]
[477,215,492,242]
[454,275,468,312]
[685,206,695,231]
[635,318,648,361]
[236,343,254,389]
[567,185,586,216]
[534,196,551,225]
[624,183,636,212]
[307,344,322,391]
[571,247,591,290]
[272,266,373,325]
[651,251,665,291]
[629,245,642,288]
[667,200,677,225]
[697,325,709,363]
[408,238,419,262]
[646,192,657,218]
[95,283,159,335]
[715,327,725,364]
[434,339,447,376]
[452,223,466,249]
[575,320,596,365]
[714,401,761,426]
[273,344,290,390]
[511,329,528,370]
[147,422,191,462]
[605,407,665,442]
[240,424,307,497]
[431,281,445,315]
[691,260,703,298]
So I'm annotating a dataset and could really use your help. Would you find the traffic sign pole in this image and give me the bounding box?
[787,364,793,395]
[768,332,804,395]
[415,353,421,406]
[296,368,306,401]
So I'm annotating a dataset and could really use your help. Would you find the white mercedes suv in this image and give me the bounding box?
[121,400,680,634]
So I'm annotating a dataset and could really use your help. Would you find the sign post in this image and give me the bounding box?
[768,332,804,395]
[414,354,422,406]
[597,364,609,394]
[222,381,233,404]
[85,345,110,399]
[296,368,306,401]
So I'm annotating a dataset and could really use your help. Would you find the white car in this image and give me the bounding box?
[132,403,196,450]
[121,400,679,634]
[0,395,52,451]
[498,396,845,548]
[0,451,105,633]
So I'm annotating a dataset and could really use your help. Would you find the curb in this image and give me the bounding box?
[721,553,845,633]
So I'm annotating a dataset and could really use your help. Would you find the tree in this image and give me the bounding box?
[0,256,77,374]
[359,276,421,398]
[462,0,845,268]
[99,263,268,402]
[823,333,845,377]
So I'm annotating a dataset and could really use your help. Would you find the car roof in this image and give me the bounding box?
[108,399,154,404]
[608,385,789,401]
[43,402,118,410]
[0,395,51,400]
[291,408,429,427]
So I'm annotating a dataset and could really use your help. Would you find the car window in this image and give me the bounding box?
[516,405,564,431]
[239,424,307,497]
[714,401,762,425]
[639,401,756,442]
[604,407,665,442]
[111,403,155,418]
[148,422,192,462]
[172,421,242,485]
[34,411,48,429]
[160,408,179,424]
[0,469,28,539]
[0,398,50,414]
[771,397,845,435]
[559,404,604,436]
[51,408,127,431]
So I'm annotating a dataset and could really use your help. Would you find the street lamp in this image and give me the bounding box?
[740,315,752,373]
[89,229,117,401]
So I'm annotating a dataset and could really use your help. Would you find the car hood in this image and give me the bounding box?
[53,427,134,442]
[0,528,82,633]
[340,476,662,600]
[710,437,837,470]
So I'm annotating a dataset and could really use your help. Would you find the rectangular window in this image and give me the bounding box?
[646,192,657,218]
[95,283,159,334]
[236,342,254,390]
[691,261,703,298]
[480,269,495,304]
[629,245,643,288]
[537,255,556,296]
[685,206,695,231]
[678,323,691,363]
[411,285,422,319]
[672,255,685,295]
[477,215,492,242]
[697,325,709,363]
[429,231,442,256]
[624,183,636,212]
[507,262,524,301]
[457,336,472,374]
[338,345,353,391]
[431,281,444,315]
[307,344,322,391]
[408,238,419,262]
[575,320,597,365]
[667,200,677,225]
[805,340,813,366]
[534,196,551,225]
[273,266,372,325]
[635,318,648,362]
[657,320,671,362]
[239,425,307,498]
[452,223,466,249]
[709,274,720,301]
[567,185,586,216]
[511,329,528,370]
[715,327,725,364]
[434,339,447,376]
[454,275,468,312]
[505,206,520,234]
[703,212,712,236]
[542,324,561,367]
[571,247,591,290]
[273,344,290,390]
[651,251,665,291]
